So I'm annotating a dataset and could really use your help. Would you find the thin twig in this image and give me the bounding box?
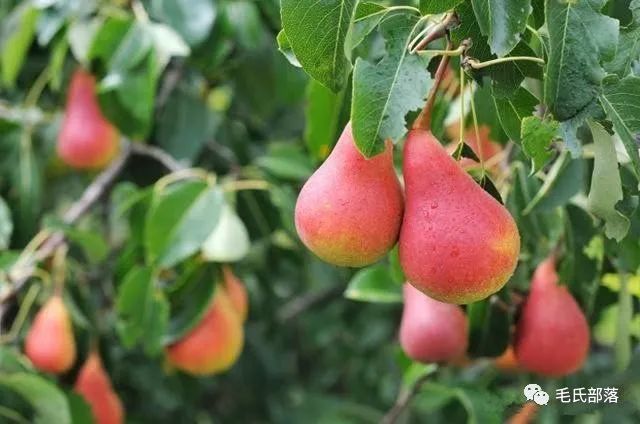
[277,285,343,323]
[130,142,186,172]
[413,41,453,131]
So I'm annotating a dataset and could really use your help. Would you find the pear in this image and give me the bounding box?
[223,265,248,322]
[399,130,520,304]
[295,122,404,267]
[201,202,250,262]
[74,352,124,424]
[399,283,468,363]
[166,286,243,375]
[514,256,590,377]
[57,68,119,169]
[24,295,76,374]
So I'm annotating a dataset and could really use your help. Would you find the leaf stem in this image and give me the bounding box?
[465,56,545,70]
[469,81,484,177]
[454,70,466,157]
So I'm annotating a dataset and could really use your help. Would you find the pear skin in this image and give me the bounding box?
[295,123,404,267]
[514,256,590,377]
[399,130,520,304]
[74,352,124,424]
[57,69,119,169]
[24,295,76,374]
[223,265,248,322]
[399,283,468,363]
[166,287,243,375]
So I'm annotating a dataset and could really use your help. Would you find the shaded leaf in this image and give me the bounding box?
[150,0,216,47]
[467,291,511,358]
[0,373,71,424]
[493,86,538,143]
[305,78,349,162]
[420,0,464,14]
[471,0,531,57]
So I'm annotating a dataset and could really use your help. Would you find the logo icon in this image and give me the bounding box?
[523,383,549,406]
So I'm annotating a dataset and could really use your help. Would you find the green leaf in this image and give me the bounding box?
[344,264,402,303]
[0,195,12,250]
[257,143,314,181]
[156,81,213,161]
[201,202,250,262]
[493,86,538,143]
[280,0,357,92]
[146,22,190,70]
[420,0,464,14]
[600,75,640,180]
[305,79,349,162]
[471,0,531,57]
[351,12,429,157]
[145,181,224,267]
[116,266,169,355]
[544,0,618,121]
[587,120,630,241]
[605,29,640,77]
[349,2,387,51]
[521,116,559,172]
[165,263,217,343]
[68,17,103,65]
[559,98,603,156]
[0,373,71,424]
[149,0,216,46]
[66,391,94,424]
[87,16,131,63]
[0,4,39,87]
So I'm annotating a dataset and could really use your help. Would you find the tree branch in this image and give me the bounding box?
[130,142,186,172]
[382,371,433,424]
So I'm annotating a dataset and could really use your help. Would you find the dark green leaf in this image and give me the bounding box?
[544,0,618,121]
[467,291,511,357]
[521,116,559,172]
[493,86,538,143]
[280,0,357,92]
[587,120,630,241]
[351,12,429,157]
[349,2,387,50]
[344,264,402,303]
[116,266,169,355]
[0,373,71,424]
[471,0,531,57]
[600,75,640,180]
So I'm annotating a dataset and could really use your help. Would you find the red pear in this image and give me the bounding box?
[514,256,590,377]
[74,352,124,424]
[57,68,119,169]
[24,295,76,373]
[295,123,404,267]
[166,286,243,375]
[223,265,248,322]
[399,283,468,363]
[399,130,520,304]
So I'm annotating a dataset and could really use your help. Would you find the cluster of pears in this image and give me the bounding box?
[57,68,119,169]
[295,123,520,304]
[166,266,248,375]
[398,255,590,378]
[24,295,124,424]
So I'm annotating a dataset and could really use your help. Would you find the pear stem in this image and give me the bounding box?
[413,41,453,131]
[0,285,39,344]
[468,81,485,177]
[454,71,466,158]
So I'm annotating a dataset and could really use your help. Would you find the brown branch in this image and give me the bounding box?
[130,142,186,172]
[276,285,343,323]
[411,13,459,53]
[413,41,453,131]
[382,372,432,424]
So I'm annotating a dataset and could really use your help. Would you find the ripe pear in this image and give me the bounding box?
[223,265,248,322]
[514,256,590,377]
[57,68,119,169]
[399,283,468,363]
[399,130,520,304]
[166,287,243,375]
[24,295,76,374]
[295,123,404,267]
[74,352,124,424]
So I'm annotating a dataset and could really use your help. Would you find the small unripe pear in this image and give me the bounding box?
[223,265,248,322]
[514,256,590,377]
[399,129,520,304]
[399,283,468,363]
[57,68,119,169]
[166,287,243,375]
[24,295,76,373]
[74,352,124,424]
[295,123,404,267]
